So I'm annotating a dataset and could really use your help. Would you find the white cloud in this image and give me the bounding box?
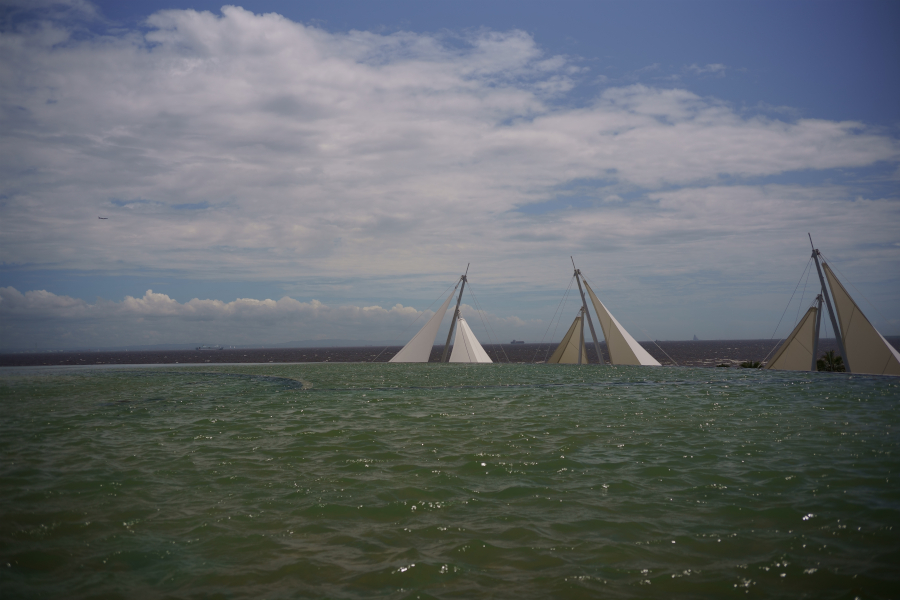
[0,0,99,20]
[0,5,898,344]
[687,63,727,76]
[0,287,537,350]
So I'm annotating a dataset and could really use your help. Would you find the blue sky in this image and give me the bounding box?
[1,0,898,350]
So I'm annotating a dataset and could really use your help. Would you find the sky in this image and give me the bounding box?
[1,0,899,351]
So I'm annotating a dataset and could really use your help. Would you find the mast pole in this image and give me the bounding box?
[441,263,469,362]
[811,293,823,371]
[809,234,850,372]
[577,307,585,365]
[572,257,604,364]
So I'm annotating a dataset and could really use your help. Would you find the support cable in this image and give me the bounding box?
[531,279,572,364]
[466,282,510,364]
[534,276,575,363]
[530,276,574,363]
[760,257,815,365]
[636,327,679,366]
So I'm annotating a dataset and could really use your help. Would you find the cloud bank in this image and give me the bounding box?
[0,286,530,350]
[1,4,898,345]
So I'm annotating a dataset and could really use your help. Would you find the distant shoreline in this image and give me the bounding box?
[4,339,896,368]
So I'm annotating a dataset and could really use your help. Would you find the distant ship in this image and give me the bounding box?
[510,340,525,344]
[196,345,223,350]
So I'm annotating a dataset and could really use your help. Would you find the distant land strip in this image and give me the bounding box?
[2,339,890,368]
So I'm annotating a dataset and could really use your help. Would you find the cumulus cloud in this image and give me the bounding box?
[0,4,898,344]
[0,287,540,350]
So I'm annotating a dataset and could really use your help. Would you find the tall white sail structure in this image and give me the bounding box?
[448,317,493,363]
[824,264,900,376]
[583,281,661,366]
[765,236,899,376]
[766,306,819,371]
[545,260,660,367]
[548,313,587,364]
[389,290,455,363]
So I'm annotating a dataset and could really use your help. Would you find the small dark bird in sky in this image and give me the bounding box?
[98,216,108,219]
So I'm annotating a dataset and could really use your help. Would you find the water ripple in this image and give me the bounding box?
[1,363,898,598]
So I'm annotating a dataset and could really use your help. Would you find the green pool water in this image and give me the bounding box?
[1,363,898,598]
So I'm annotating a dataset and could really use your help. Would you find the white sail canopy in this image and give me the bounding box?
[766,306,818,371]
[824,263,900,376]
[583,281,661,366]
[448,317,493,363]
[389,289,456,363]
[548,314,586,364]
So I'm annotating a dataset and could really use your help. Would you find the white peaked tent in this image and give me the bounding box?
[545,261,660,367]
[824,264,900,376]
[449,317,493,363]
[547,313,587,364]
[766,306,819,371]
[583,280,661,366]
[389,290,455,363]
[389,266,493,364]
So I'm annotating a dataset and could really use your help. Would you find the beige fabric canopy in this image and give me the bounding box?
[547,313,586,364]
[389,290,455,363]
[824,263,900,376]
[584,281,660,366]
[766,306,818,371]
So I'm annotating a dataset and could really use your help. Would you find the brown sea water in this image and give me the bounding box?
[1,362,898,599]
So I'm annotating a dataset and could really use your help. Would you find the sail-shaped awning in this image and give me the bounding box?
[547,314,586,364]
[448,317,492,363]
[583,281,661,366]
[824,263,900,376]
[389,290,456,363]
[766,306,818,371]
